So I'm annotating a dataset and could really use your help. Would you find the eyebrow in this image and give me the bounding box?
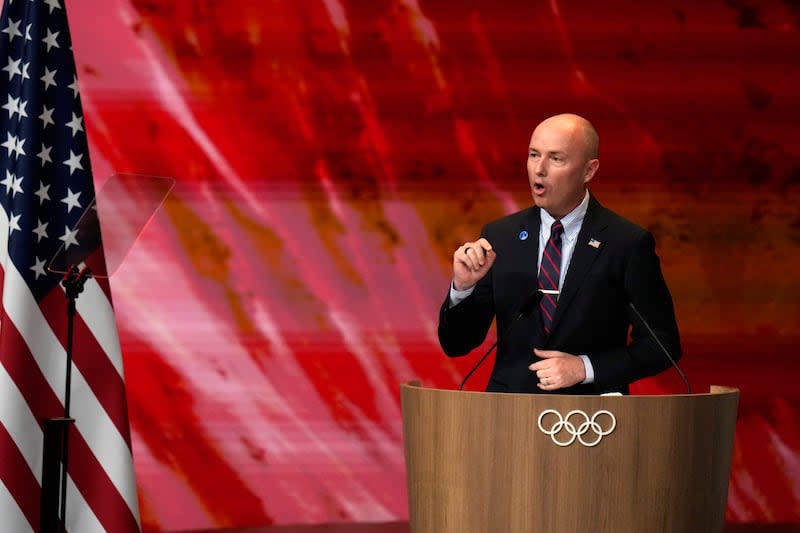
[529,148,566,156]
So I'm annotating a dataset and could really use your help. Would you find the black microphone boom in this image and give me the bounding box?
[459,289,544,390]
[628,301,691,394]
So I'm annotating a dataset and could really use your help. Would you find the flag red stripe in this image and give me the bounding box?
[0,424,40,530]
[93,271,115,303]
[0,317,138,533]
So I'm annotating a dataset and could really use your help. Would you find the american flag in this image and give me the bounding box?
[0,1,139,532]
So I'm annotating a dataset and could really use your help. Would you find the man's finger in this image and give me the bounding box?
[458,245,476,268]
[465,245,485,264]
[466,245,492,269]
[533,348,561,359]
[475,238,493,252]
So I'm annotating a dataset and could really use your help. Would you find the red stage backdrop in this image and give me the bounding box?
[10,0,798,530]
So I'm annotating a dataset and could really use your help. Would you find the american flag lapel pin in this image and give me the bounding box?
[588,238,601,249]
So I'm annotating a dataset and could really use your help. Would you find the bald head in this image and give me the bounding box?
[537,113,599,160]
[527,113,601,218]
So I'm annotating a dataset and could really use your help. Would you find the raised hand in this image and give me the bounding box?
[452,238,496,291]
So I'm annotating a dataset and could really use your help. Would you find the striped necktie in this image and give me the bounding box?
[538,220,564,333]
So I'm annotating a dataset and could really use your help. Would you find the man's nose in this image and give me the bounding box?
[535,158,547,176]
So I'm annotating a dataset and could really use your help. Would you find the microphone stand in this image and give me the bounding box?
[459,289,543,390]
[40,265,92,533]
[628,302,691,394]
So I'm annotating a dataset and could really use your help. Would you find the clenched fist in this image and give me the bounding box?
[452,238,496,291]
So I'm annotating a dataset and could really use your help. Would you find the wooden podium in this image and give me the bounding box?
[401,382,739,533]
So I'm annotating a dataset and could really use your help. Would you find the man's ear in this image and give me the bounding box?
[584,159,599,184]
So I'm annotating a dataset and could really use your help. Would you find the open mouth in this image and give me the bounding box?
[533,183,545,194]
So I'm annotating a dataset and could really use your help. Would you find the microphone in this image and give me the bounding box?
[459,289,544,390]
[627,301,691,394]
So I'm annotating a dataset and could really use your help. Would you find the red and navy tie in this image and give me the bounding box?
[538,220,564,333]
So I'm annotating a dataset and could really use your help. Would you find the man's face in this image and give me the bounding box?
[526,118,598,218]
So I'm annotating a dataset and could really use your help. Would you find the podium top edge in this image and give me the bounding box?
[400,381,739,398]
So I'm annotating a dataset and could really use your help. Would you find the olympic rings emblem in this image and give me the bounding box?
[537,409,617,447]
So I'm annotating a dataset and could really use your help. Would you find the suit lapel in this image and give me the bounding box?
[527,208,541,271]
[501,207,540,304]
[547,196,609,337]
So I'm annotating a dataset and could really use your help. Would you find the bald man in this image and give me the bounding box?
[438,113,681,394]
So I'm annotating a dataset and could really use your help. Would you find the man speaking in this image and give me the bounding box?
[438,113,682,394]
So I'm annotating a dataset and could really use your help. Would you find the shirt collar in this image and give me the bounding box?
[540,189,590,237]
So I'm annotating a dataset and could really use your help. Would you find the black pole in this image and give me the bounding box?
[40,265,91,533]
[59,270,80,531]
[40,418,72,533]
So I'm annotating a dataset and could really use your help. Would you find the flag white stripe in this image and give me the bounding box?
[1,210,138,517]
[66,473,106,533]
[73,278,124,377]
[0,479,35,533]
[0,364,43,481]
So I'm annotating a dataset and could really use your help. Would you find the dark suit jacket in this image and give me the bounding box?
[438,194,681,394]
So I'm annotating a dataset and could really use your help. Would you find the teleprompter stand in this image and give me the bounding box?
[40,266,91,533]
[41,173,175,533]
